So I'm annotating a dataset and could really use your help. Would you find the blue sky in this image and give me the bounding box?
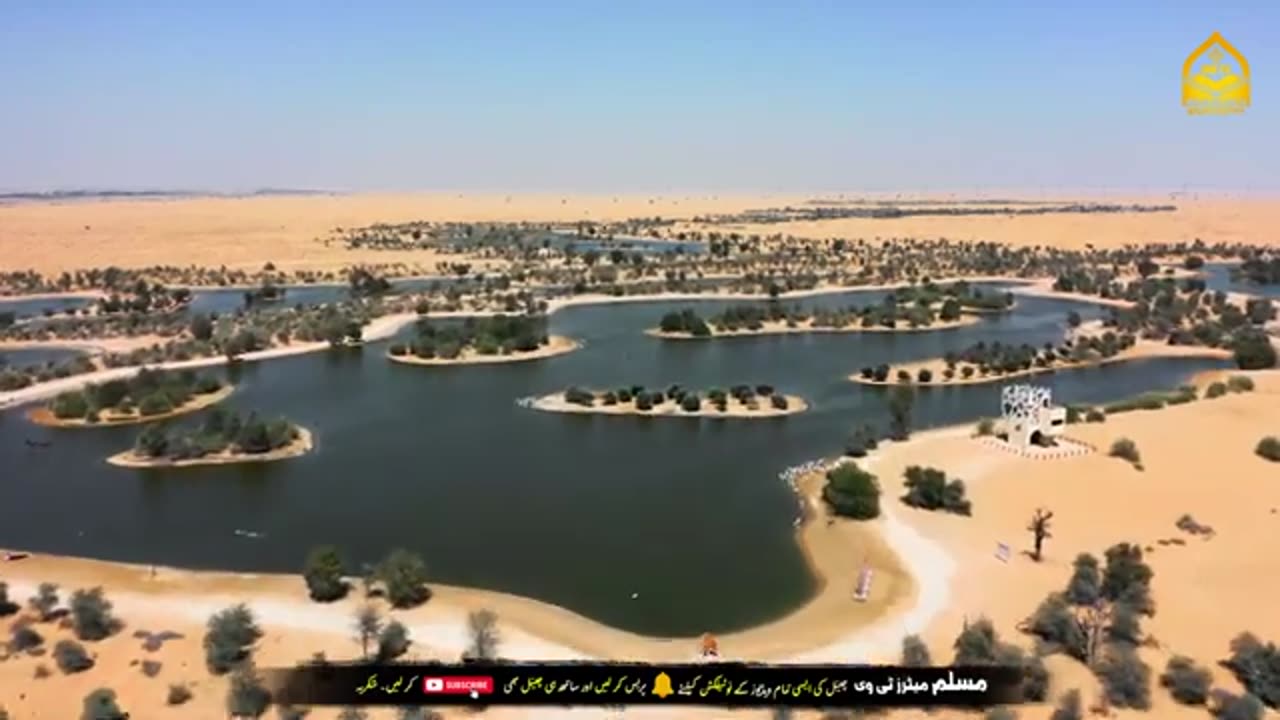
[2,1,1276,192]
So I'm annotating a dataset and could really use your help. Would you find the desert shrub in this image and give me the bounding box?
[1096,644,1152,709]
[54,639,95,673]
[377,620,410,661]
[681,394,701,412]
[953,616,1001,664]
[226,662,272,718]
[377,548,431,608]
[887,384,915,440]
[563,386,595,407]
[388,342,408,356]
[1227,375,1256,392]
[976,417,995,435]
[167,683,193,705]
[843,424,878,458]
[303,545,348,602]
[635,393,652,411]
[203,604,263,674]
[1066,553,1101,605]
[1049,688,1083,720]
[1085,407,1106,423]
[918,368,933,383]
[901,634,931,667]
[900,465,971,515]
[138,391,175,416]
[10,622,44,652]
[141,659,162,677]
[1223,632,1280,708]
[1214,691,1265,720]
[770,394,788,410]
[1108,602,1143,645]
[1022,654,1050,701]
[821,464,881,520]
[1109,438,1141,467]
[81,688,128,720]
[1101,543,1154,614]
[1206,381,1228,398]
[1231,330,1276,370]
[1161,655,1212,705]
[1255,437,1280,462]
[0,582,17,615]
[1024,593,1087,661]
[70,587,119,641]
[29,581,60,621]
[398,709,444,720]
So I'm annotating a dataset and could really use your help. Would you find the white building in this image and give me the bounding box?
[996,384,1066,448]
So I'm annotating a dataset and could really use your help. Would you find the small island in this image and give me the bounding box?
[530,383,807,418]
[388,314,579,365]
[107,408,312,468]
[851,332,1232,387]
[1229,256,1280,286]
[30,367,232,427]
[649,282,1013,339]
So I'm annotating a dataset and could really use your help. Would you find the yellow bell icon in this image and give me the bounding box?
[652,671,674,699]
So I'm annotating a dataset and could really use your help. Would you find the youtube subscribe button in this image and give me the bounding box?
[423,676,494,695]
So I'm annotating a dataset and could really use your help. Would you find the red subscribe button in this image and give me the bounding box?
[423,676,495,695]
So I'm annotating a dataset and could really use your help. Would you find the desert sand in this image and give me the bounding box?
[3,194,1279,278]
[387,335,580,366]
[530,392,809,418]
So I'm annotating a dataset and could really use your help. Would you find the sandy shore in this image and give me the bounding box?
[26,383,234,428]
[530,391,808,418]
[850,340,1234,388]
[387,335,580,366]
[646,313,984,340]
[105,427,313,468]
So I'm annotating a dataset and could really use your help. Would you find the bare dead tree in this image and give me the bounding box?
[1027,507,1054,562]
[1073,599,1113,667]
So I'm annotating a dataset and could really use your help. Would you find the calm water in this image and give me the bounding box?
[0,290,1230,635]
[0,347,87,367]
[0,295,93,319]
[1202,263,1280,299]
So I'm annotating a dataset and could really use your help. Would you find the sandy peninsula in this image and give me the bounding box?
[850,340,1234,388]
[105,427,313,468]
[647,313,984,340]
[387,334,580,366]
[530,391,808,418]
[26,383,234,428]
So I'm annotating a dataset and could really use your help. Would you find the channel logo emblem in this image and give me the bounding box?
[423,676,495,696]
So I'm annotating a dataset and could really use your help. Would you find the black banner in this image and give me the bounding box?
[265,662,1023,708]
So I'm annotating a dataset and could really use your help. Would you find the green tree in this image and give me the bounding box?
[226,662,272,718]
[303,546,348,602]
[377,620,411,661]
[69,587,118,641]
[887,384,915,440]
[821,464,881,520]
[1065,553,1100,605]
[204,604,263,674]
[901,634,931,666]
[377,549,431,608]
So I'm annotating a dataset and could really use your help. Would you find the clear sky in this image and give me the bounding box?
[2,1,1277,193]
